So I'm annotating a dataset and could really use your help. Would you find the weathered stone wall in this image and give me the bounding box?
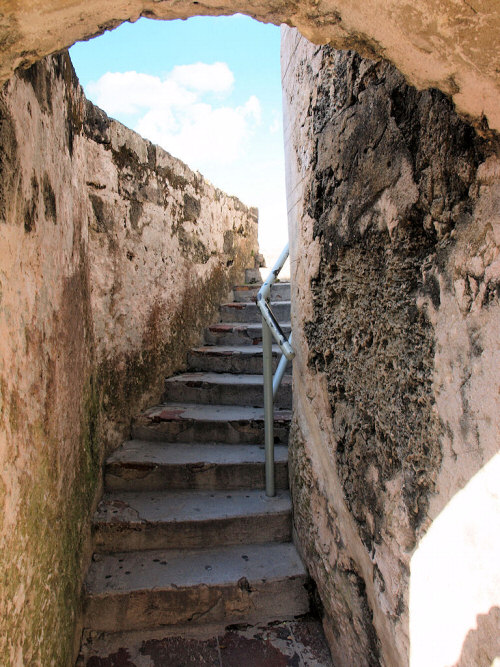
[282,27,500,667]
[0,53,257,665]
[0,0,499,134]
[84,92,258,450]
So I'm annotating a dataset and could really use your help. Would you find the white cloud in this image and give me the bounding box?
[136,101,255,167]
[241,95,261,123]
[86,63,261,172]
[269,109,282,134]
[87,71,196,116]
[170,62,234,92]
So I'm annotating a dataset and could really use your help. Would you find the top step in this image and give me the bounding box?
[232,282,291,303]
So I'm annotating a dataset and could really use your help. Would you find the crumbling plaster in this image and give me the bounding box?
[0,0,498,135]
[282,26,499,667]
[0,53,258,665]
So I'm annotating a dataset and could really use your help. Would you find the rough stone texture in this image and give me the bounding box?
[282,27,500,667]
[77,616,333,666]
[0,0,498,134]
[0,52,257,666]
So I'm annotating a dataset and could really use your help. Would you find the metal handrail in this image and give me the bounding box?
[256,243,295,496]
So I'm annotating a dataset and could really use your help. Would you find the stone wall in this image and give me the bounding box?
[282,27,500,667]
[0,52,258,665]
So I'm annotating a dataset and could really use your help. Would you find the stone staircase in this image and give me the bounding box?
[80,279,310,646]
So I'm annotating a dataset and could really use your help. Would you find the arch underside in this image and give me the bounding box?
[0,0,499,133]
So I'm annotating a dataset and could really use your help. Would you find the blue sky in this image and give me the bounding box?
[70,15,287,264]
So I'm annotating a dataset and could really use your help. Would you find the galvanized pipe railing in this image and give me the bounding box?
[256,243,295,497]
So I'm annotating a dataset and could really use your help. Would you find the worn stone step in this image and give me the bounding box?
[93,489,292,552]
[187,345,289,375]
[77,616,333,667]
[132,403,291,444]
[84,542,309,631]
[232,282,291,302]
[105,441,289,492]
[244,267,262,284]
[163,372,292,408]
[204,321,291,346]
[219,301,291,323]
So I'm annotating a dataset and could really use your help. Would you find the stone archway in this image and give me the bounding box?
[1,0,499,132]
[0,4,499,666]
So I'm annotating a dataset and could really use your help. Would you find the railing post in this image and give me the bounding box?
[262,316,275,497]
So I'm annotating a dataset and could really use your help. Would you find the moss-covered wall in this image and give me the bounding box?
[0,52,258,665]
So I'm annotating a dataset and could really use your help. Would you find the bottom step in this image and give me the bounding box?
[84,542,309,632]
[78,615,333,666]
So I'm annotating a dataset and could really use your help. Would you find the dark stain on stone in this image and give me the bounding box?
[146,143,156,168]
[89,193,107,233]
[373,563,386,594]
[304,48,488,544]
[129,200,143,230]
[18,54,83,159]
[141,635,219,666]
[157,164,189,190]
[219,631,292,667]
[291,617,333,664]
[422,271,441,309]
[469,327,483,357]
[43,173,57,222]
[18,58,53,114]
[58,52,84,157]
[223,229,234,254]
[174,225,211,263]
[483,279,500,307]
[84,98,111,146]
[112,144,139,172]
[183,193,201,222]
[86,647,136,666]
[0,96,20,225]
[24,174,39,233]
[345,565,381,666]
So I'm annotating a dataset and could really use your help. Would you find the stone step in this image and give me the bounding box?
[232,282,291,303]
[204,321,291,346]
[187,345,290,375]
[93,489,292,552]
[163,372,292,408]
[84,542,309,632]
[219,301,291,323]
[244,267,262,284]
[105,441,289,492]
[133,403,291,444]
[77,616,333,667]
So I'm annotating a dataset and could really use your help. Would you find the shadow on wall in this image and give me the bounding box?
[454,606,500,667]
